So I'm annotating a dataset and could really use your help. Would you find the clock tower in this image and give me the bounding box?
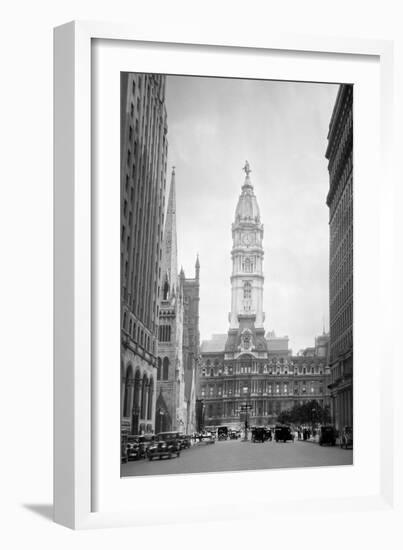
[229,161,265,330]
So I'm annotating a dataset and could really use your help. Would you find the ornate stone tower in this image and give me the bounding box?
[229,161,265,330]
[225,161,268,360]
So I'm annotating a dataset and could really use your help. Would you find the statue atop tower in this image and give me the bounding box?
[243,160,251,176]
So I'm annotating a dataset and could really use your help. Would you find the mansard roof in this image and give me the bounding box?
[200,334,227,353]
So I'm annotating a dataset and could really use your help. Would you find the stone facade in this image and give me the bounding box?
[325,84,353,431]
[120,73,168,435]
[199,333,330,428]
[181,257,200,434]
[197,163,330,428]
[155,169,200,434]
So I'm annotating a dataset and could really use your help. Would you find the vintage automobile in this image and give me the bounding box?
[229,429,241,440]
[251,427,266,443]
[121,435,128,463]
[340,426,353,449]
[217,426,229,441]
[156,431,181,446]
[138,434,156,457]
[147,432,181,460]
[177,434,192,449]
[274,425,294,443]
[126,436,141,461]
[197,432,215,444]
[319,425,336,446]
[147,440,180,460]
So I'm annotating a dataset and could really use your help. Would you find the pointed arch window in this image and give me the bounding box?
[147,379,154,420]
[162,357,169,380]
[163,280,169,300]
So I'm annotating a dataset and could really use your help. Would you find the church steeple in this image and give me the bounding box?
[160,167,178,301]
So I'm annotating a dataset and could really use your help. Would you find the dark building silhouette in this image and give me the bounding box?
[325,84,353,431]
[120,73,168,436]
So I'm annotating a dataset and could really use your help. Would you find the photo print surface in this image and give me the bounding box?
[120,73,353,476]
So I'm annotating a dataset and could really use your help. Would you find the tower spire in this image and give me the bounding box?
[229,162,265,329]
[160,167,178,300]
[195,253,200,280]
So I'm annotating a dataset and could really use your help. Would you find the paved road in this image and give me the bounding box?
[121,439,353,477]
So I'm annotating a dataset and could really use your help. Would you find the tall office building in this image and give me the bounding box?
[325,84,353,430]
[120,73,168,436]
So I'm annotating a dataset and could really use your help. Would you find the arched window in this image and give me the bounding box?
[162,357,169,380]
[157,357,162,380]
[243,281,251,299]
[147,378,154,420]
[163,280,169,300]
[133,370,141,410]
[123,365,133,417]
[141,375,148,418]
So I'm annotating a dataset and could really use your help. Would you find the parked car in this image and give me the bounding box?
[229,429,241,440]
[274,425,294,443]
[251,427,267,443]
[319,425,337,446]
[340,426,353,449]
[177,434,191,449]
[147,440,180,460]
[199,433,215,444]
[138,434,156,457]
[126,436,141,461]
[217,426,229,441]
[156,431,181,452]
[121,435,128,463]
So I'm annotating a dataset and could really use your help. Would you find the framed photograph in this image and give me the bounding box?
[54,21,396,529]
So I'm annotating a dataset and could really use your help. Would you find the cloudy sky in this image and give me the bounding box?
[165,75,339,353]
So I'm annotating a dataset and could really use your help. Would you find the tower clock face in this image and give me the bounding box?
[242,233,254,246]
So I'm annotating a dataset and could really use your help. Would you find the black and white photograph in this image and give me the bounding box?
[120,73,353,477]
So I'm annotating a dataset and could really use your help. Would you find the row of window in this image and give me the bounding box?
[330,223,352,280]
[331,330,353,361]
[201,366,325,376]
[122,311,153,352]
[158,324,171,342]
[329,172,353,252]
[121,75,168,330]
[200,381,323,398]
[122,367,154,420]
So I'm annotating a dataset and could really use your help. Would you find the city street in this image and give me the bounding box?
[121,439,353,477]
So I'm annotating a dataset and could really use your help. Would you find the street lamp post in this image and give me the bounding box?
[240,403,252,441]
[157,408,165,434]
[311,407,316,438]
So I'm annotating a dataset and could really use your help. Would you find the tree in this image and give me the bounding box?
[276,400,331,426]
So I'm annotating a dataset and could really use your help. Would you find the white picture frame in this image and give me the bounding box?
[54,20,397,530]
